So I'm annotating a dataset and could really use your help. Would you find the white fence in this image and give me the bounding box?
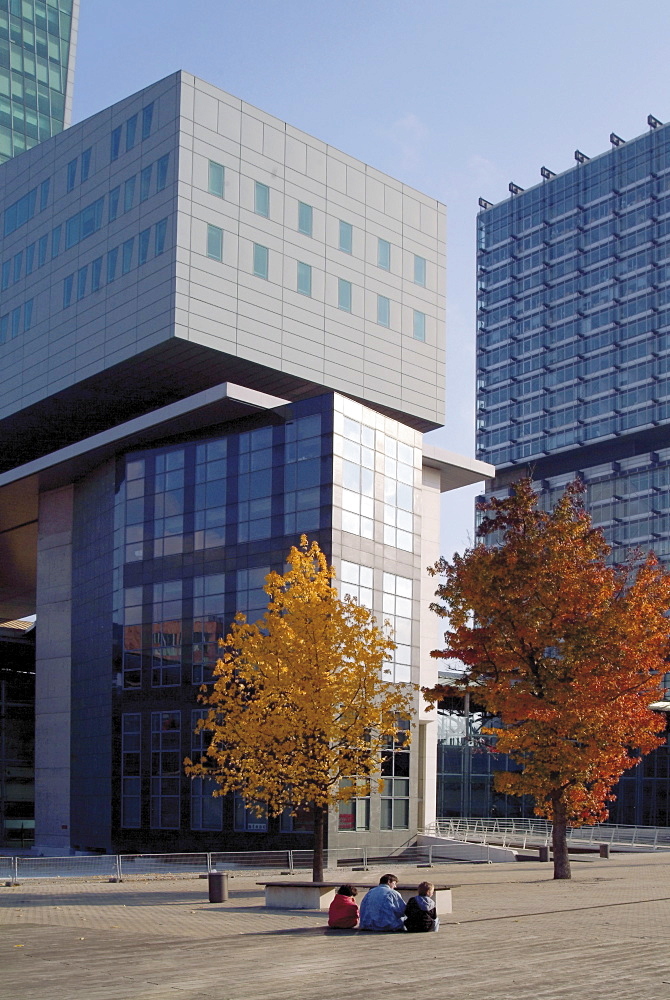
[424,817,670,851]
[0,844,446,884]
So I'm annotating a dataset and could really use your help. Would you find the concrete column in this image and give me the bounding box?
[418,465,442,831]
[33,485,74,855]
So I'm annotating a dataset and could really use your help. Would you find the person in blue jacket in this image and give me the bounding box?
[358,873,406,932]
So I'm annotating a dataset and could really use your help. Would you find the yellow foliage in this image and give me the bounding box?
[185,536,414,815]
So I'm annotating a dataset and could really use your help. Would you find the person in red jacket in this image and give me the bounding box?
[328,884,359,928]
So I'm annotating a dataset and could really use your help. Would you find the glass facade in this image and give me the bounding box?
[474,122,670,827]
[0,0,78,164]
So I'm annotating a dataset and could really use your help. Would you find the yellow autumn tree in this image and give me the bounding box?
[185,536,414,881]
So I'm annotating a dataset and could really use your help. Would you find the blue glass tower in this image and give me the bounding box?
[0,0,79,164]
[475,119,670,825]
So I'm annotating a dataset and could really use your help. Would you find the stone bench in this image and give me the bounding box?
[257,880,452,913]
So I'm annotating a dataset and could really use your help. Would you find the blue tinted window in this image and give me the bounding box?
[156,154,169,191]
[122,238,135,275]
[66,158,77,192]
[298,202,313,236]
[126,114,138,151]
[253,243,269,279]
[1,261,10,291]
[11,307,20,339]
[12,251,21,283]
[207,224,223,261]
[39,177,50,211]
[208,161,224,198]
[338,277,352,311]
[339,220,353,253]
[414,255,427,286]
[413,309,426,341]
[77,265,88,301]
[378,238,391,270]
[109,186,120,222]
[4,187,37,236]
[91,257,103,291]
[65,197,105,249]
[155,219,167,256]
[107,247,119,283]
[81,148,92,183]
[297,261,312,296]
[140,165,153,202]
[124,176,136,212]
[110,126,122,161]
[23,299,33,332]
[139,228,151,265]
[51,224,61,258]
[37,235,48,267]
[63,274,73,308]
[254,181,270,217]
[142,103,154,140]
[377,294,390,327]
[25,243,35,275]
[0,315,7,343]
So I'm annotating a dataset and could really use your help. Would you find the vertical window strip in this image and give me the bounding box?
[414,254,427,286]
[140,164,153,202]
[142,102,154,140]
[253,243,269,279]
[254,181,270,217]
[81,148,92,183]
[378,237,391,270]
[66,157,77,192]
[338,277,352,311]
[139,228,151,265]
[110,125,122,161]
[339,220,353,253]
[207,224,223,262]
[208,161,225,198]
[63,273,73,308]
[298,201,313,236]
[155,218,168,256]
[413,309,426,341]
[156,154,169,192]
[122,237,135,275]
[126,113,138,152]
[377,294,390,327]
[91,256,103,291]
[297,261,312,296]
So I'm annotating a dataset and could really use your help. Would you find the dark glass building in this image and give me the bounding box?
[0,0,79,164]
[472,118,670,826]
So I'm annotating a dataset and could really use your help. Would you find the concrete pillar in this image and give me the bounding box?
[33,485,74,855]
[418,465,442,831]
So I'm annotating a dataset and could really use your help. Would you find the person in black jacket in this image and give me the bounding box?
[404,881,439,932]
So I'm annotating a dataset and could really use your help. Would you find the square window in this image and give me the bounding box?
[297,261,312,296]
[338,277,352,312]
[413,309,426,341]
[378,238,391,270]
[253,243,269,279]
[414,254,427,286]
[298,201,313,236]
[208,161,225,198]
[339,220,353,253]
[207,224,223,261]
[377,294,390,327]
[254,181,270,217]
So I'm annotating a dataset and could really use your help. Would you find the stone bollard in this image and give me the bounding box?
[599,843,611,859]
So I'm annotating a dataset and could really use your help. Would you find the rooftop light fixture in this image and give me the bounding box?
[508,182,524,196]
[610,133,625,147]
[478,197,493,210]
[574,150,590,164]
[648,115,663,129]
[540,166,556,180]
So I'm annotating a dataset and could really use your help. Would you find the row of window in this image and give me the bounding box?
[62,219,168,308]
[110,102,154,162]
[206,159,428,283]
[0,155,171,294]
[0,296,33,343]
[205,225,427,340]
[66,147,92,192]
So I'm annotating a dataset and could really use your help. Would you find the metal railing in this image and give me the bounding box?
[423,817,670,851]
[0,843,448,885]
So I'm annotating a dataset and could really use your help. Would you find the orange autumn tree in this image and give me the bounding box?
[185,537,413,882]
[424,479,670,879]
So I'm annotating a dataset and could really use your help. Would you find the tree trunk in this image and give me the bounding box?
[551,793,571,880]
[312,804,325,882]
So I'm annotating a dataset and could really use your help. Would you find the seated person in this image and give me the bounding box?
[358,873,406,932]
[327,884,359,928]
[404,880,439,933]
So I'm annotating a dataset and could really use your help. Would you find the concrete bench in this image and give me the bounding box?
[258,880,452,913]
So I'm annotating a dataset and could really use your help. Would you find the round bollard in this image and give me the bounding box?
[208,870,229,903]
[599,843,611,859]
[538,845,550,862]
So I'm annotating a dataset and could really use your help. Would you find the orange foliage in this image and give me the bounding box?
[425,480,670,875]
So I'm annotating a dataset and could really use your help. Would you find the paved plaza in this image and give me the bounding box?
[1,853,669,1000]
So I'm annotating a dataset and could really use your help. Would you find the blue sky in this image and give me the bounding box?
[73,0,670,558]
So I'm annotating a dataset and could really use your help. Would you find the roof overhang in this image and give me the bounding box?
[422,444,495,493]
